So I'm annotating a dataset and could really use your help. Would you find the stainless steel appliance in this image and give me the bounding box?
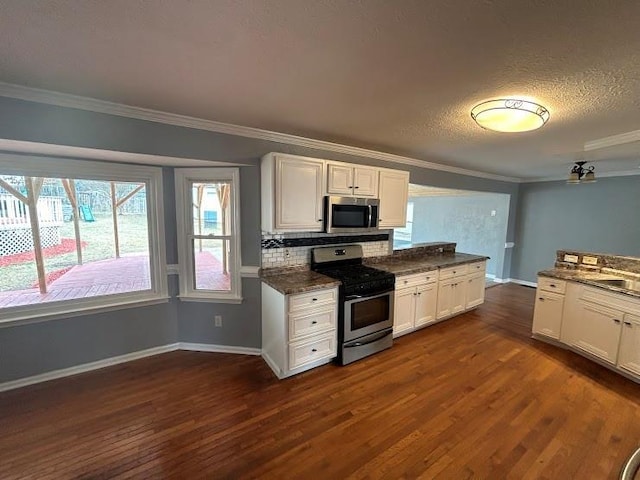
[324,196,379,233]
[311,245,395,365]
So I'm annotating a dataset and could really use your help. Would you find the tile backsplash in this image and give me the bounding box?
[261,231,391,268]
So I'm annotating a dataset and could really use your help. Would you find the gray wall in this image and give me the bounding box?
[409,193,510,277]
[0,96,521,383]
[511,176,640,283]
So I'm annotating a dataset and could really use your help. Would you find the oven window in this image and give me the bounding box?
[351,295,390,330]
[332,205,368,228]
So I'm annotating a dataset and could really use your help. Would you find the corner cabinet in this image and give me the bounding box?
[261,153,325,233]
[327,163,378,197]
[262,283,338,379]
[378,169,410,228]
[535,279,640,383]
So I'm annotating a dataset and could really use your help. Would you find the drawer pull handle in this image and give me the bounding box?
[624,321,633,326]
[354,186,360,189]
[311,348,317,352]
[453,271,456,274]
[417,292,421,296]
[404,280,408,284]
[613,319,621,324]
[549,284,556,288]
[312,298,318,301]
[311,320,318,325]
[539,297,545,301]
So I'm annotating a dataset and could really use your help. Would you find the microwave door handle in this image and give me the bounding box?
[367,204,372,228]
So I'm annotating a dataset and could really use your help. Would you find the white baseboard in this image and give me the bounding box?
[0,342,262,393]
[507,278,538,287]
[0,343,180,393]
[178,342,261,356]
[261,351,283,379]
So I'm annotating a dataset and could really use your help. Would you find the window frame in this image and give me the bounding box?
[0,152,169,325]
[174,168,242,303]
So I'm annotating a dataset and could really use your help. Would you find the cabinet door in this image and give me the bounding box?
[378,170,409,228]
[618,314,640,377]
[532,290,564,339]
[572,301,623,364]
[393,287,416,336]
[451,280,467,315]
[415,283,438,327]
[353,167,379,197]
[436,280,453,319]
[465,272,485,309]
[276,157,324,231]
[327,164,354,196]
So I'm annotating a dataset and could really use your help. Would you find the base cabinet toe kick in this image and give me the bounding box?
[532,276,640,383]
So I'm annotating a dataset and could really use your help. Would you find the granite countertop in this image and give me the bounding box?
[261,269,340,295]
[539,269,640,299]
[365,252,489,276]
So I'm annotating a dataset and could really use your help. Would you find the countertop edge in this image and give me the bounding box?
[537,270,640,299]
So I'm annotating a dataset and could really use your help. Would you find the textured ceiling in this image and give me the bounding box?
[1,0,640,179]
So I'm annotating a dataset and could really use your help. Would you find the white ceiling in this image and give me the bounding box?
[1,0,640,180]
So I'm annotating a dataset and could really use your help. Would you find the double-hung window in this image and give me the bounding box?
[0,153,168,324]
[174,168,242,303]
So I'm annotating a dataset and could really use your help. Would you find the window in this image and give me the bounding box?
[393,201,413,249]
[0,153,168,323]
[175,168,242,303]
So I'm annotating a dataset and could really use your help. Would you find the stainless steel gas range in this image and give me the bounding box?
[311,245,395,365]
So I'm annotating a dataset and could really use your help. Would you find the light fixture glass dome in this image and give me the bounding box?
[471,99,550,133]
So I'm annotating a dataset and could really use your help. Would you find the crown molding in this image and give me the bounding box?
[521,169,640,183]
[0,139,251,167]
[0,81,520,183]
[584,130,640,151]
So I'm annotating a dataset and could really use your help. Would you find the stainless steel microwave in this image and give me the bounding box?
[324,196,379,233]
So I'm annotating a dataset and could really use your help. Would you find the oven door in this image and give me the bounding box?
[344,290,393,342]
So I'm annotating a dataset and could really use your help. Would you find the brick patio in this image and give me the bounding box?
[0,252,230,308]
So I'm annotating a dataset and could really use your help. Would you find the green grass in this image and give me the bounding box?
[0,214,150,291]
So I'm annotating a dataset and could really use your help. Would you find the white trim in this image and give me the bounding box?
[240,266,260,278]
[174,167,242,301]
[521,169,640,183]
[261,351,283,379]
[0,139,251,167]
[584,129,640,151]
[0,343,180,393]
[507,278,538,287]
[0,154,169,324]
[0,81,519,183]
[178,342,261,356]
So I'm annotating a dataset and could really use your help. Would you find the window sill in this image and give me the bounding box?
[177,295,243,304]
[0,295,171,328]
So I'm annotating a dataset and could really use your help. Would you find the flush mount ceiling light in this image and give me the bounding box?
[470,99,550,133]
[567,161,596,184]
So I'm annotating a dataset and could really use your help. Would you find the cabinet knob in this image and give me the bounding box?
[404,280,408,284]
[317,219,323,222]
[354,186,360,189]
[549,284,556,288]
[311,348,317,353]
[624,321,633,326]
[538,297,545,301]
[312,298,318,301]
[311,320,318,325]
[417,292,422,296]
[613,319,621,324]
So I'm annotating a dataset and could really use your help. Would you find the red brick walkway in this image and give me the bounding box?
[0,252,230,309]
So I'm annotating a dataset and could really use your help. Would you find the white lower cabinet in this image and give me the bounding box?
[571,300,622,365]
[534,278,640,383]
[393,286,417,336]
[618,313,640,376]
[436,264,472,320]
[262,284,338,378]
[532,290,565,340]
[465,272,486,309]
[415,283,438,327]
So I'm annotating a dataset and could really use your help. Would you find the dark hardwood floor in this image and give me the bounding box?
[1,284,639,479]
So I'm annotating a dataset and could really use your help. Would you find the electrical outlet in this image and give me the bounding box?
[582,256,599,265]
[563,254,579,263]
[214,315,222,327]
[285,249,290,258]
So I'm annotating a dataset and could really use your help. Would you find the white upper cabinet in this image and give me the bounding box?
[378,169,410,228]
[327,163,378,197]
[261,153,325,233]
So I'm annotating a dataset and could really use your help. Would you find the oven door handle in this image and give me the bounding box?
[345,289,394,302]
[344,329,391,348]
[345,294,364,301]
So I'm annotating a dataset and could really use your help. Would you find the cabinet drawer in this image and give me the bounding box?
[288,288,337,313]
[468,261,486,274]
[581,285,640,313]
[396,270,439,289]
[439,264,468,280]
[289,307,336,341]
[537,277,566,294]
[289,332,336,369]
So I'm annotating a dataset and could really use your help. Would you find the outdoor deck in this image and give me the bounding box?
[0,253,230,308]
